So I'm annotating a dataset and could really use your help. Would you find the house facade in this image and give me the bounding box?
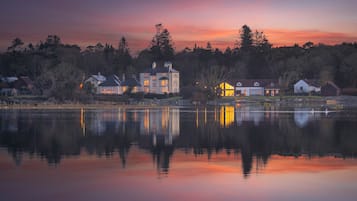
[140,62,180,95]
[321,81,340,96]
[85,73,106,94]
[294,79,321,94]
[218,79,280,97]
[97,75,122,95]
[120,76,141,93]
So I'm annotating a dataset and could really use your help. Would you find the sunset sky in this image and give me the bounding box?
[1,0,357,54]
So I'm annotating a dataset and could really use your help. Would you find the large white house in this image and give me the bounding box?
[294,79,321,94]
[140,62,180,94]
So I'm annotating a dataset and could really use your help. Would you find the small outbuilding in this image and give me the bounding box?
[321,81,341,96]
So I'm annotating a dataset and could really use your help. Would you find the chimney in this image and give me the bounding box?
[152,62,156,69]
[164,61,172,72]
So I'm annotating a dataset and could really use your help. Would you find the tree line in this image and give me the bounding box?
[1,24,357,100]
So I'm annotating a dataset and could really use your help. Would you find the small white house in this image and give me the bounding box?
[140,62,180,94]
[85,73,106,94]
[97,75,122,95]
[294,79,321,94]
[235,80,265,96]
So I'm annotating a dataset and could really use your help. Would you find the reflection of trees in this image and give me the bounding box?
[1,109,357,177]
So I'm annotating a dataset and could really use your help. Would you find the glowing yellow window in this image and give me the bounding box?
[218,82,234,96]
[144,80,149,86]
[161,80,168,86]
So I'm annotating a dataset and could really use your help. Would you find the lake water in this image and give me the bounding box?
[1,106,357,201]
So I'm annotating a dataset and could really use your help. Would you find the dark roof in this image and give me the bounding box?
[226,79,279,88]
[121,77,141,87]
[142,66,178,75]
[159,76,169,80]
[98,75,120,87]
[18,76,33,86]
[303,79,320,87]
[322,81,340,90]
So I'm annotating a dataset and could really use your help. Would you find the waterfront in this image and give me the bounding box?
[1,106,357,201]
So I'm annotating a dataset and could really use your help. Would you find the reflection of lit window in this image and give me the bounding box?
[266,90,269,94]
[276,90,279,94]
[220,106,235,127]
[122,86,127,92]
[161,80,168,86]
[144,80,149,86]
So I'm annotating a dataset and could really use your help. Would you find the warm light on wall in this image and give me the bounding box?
[144,80,149,86]
[218,82,234,96]
[161,80,168,86]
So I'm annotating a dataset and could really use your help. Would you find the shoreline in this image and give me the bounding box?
[1,95,356,110]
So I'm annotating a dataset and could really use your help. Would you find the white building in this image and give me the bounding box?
[140,62,180,94]
[97,75,122,95]
[84,73,106,94]
[97,75,141,95]
[294,79,321,94]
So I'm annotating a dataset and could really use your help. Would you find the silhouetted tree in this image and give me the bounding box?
[150,24,174,61]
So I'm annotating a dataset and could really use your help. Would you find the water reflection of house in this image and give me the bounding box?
[86,109,128,135]
[217,79,280,97]
[294,108,321,128]
[140,108,180,145]
[236,106,264,126]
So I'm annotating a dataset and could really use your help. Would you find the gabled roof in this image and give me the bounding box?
[142,66,178,75]
[303,79,320,87]
[98,75,120,87]
[323,81,340,90]
[147,67,179,74]
[229,79,279,88]
[159,76,169,80]
[18,76,33,86]
[121,77,141,87]
[91,74,106,82]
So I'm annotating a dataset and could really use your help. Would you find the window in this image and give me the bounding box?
[161,80,168,86]
[254,82,260,87]
[236,82,242,87]
[144,80,149,86]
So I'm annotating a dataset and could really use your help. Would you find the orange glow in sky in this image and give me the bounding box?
[0,0,357,53]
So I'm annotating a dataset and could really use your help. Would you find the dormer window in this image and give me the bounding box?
[236,82,242,87]
[254,82,260,87]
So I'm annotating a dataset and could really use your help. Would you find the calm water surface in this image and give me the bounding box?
[1,106,357,201]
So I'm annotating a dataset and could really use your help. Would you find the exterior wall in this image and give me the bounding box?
[294,80,310,93]
[170,72,180,94]
[294,80,321,93]
[265,88,280,96]
[140,71,180,94]
[236,87,264,96]
[321,84,340,96]
[98,86,122,95]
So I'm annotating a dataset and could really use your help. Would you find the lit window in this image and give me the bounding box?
[236,82,242,87]
[254,82,260,87]
[161,80,168,86]
[144,80,149,86]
